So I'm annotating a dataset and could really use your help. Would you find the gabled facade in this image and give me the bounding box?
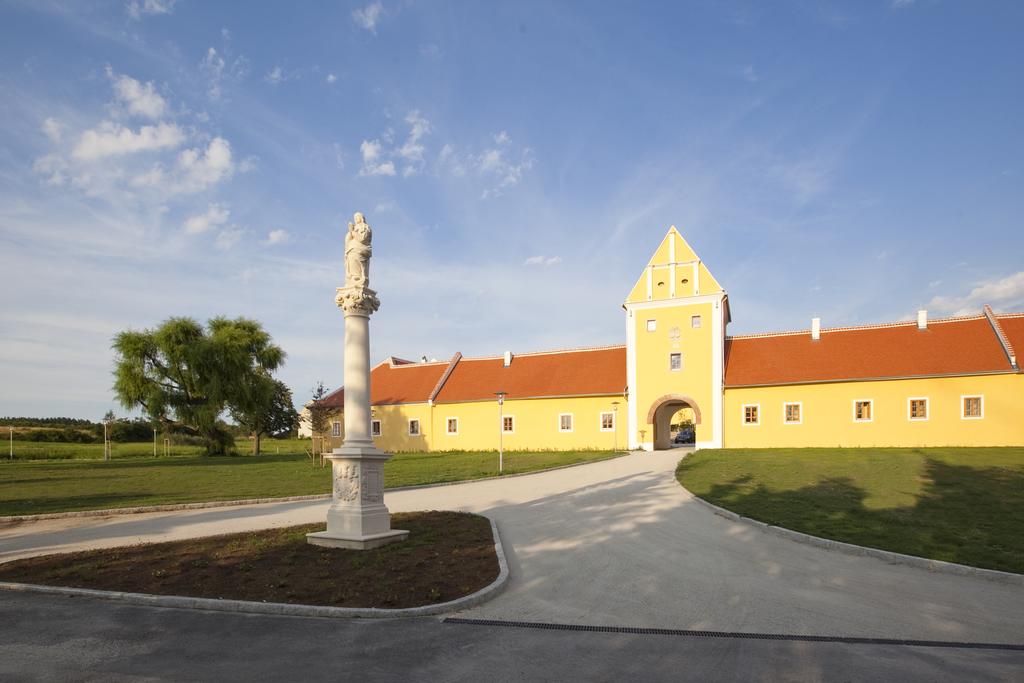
[624,226,729,450]
[316,227,1023,452]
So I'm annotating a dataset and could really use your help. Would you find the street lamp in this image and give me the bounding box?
[494,391,507,473]
[611,401,620,453]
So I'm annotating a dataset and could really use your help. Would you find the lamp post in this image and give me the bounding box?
[494,391,507,473]
[9,427,12,461]
[153,428,157,458]
[611,401,620,453]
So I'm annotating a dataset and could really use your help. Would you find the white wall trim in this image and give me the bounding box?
[626,308,638,449]
[960,394,985,420]
[852,399,874,423]
[783,401,803,425]
[907,397,929,422]
[445,416,460,435]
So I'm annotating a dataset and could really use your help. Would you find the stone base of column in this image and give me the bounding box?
[305,446,408,551]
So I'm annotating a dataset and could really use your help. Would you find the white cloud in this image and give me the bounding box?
[398,110,431,176]
[352,1,384,32]
[892,0,915,8]
[41,117,62,143]
[262,229,290,246]
[474,132,534,198]
[738,65,758,83]
[109,71,167,119]
[264,66,299,86]
[183,203,230,235]
[126,0,176,19]
[175,136,234,192]
[326,73,337,84]
[72,121,185,160]
[215,227,244,250]
[359,139,396,176]
[928,271,1024,316]
[524,255,562,267]
[200,47,247,101]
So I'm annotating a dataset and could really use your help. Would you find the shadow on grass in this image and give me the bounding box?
[697,459,1024,574]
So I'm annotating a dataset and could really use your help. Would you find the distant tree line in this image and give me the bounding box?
[0,417,96,428]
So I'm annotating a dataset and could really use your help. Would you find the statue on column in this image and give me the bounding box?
[345,212,372,288]
[337,212,380,315]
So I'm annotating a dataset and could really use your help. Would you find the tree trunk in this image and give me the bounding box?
[252,432,261,456]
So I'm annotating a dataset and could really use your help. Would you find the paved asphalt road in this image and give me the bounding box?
[1,449,1022,680]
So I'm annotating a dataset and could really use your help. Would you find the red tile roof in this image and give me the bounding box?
[995,313,1024,365]
[434,346,627,403]
[371,359,450,405]
[724,315,1017,387]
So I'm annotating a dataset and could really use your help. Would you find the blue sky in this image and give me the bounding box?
[1,0,1022,419]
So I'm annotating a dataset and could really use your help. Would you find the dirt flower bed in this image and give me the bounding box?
[0,511,498,609]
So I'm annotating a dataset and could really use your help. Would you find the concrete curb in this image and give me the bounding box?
[0,452,629,524]
[0,518,510,619]
[680,485,1024,586]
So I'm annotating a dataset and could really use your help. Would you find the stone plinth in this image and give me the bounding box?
[306,447,408,550]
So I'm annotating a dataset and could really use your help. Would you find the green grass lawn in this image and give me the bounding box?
[676,447,1024,574]
[0,447,619,516]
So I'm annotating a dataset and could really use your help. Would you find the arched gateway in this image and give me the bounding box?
[646,394,702,450]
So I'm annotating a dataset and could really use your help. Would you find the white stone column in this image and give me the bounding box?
[307,213,408,550]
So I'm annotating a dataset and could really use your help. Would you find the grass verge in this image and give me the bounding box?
[0,449,620,516]
[0,511,497,609]
[676,447,1024,574]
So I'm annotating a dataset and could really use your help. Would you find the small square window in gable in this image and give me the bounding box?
[691,315,702,329]
[646,319,657,332]
[669,353,682,371]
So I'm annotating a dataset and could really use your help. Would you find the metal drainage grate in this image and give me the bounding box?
[442,618,1024,652]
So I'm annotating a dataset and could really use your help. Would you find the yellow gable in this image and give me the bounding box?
[625,226,723,304]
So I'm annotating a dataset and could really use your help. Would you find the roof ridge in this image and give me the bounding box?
[428,352,462,402]
[456,344,626,361]
[984,305,1018,369]
[727,312,989,340]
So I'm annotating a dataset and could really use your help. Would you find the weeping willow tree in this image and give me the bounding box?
[112,317,286,455]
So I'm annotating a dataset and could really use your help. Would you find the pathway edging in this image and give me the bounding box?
[0,518,509,619]
[680,484,1023,586]
[0,452,629,524]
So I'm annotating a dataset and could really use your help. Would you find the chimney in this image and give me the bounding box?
[811,317,821,341]
[503,351,513,367]
[917,310,928,330]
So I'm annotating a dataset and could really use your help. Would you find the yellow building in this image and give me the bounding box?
[320,227,1023,451]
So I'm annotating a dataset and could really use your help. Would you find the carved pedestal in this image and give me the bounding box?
[306,447,408,550]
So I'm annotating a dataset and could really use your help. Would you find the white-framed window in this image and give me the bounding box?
[691,315,702,329]
[371,420,381,437]
[783,402,802,425]
[908,398,928,421]
[669,352,682,371]
[502,415,515,433]
[853,400,873,422]
[331,421,341,437]
[961,395,984,420]
[646,319,657,332]
[743,404,759,425]
[559,413,574,432]
[408,419,421,436]
[446,417,459,435]
[600,412,615,431]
